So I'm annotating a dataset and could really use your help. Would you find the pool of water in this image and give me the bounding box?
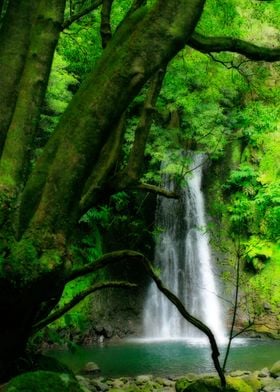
[49,338,280,378]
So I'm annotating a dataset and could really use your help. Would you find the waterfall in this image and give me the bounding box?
[143,155,226,341]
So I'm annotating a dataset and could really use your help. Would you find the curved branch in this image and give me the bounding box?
[67,250,141,282]
[66,249,226,387]
[32,281,136,333]
[136,182,179,199]
[189,32,280,62]
[141,256,226,388]
[62,0,102,30]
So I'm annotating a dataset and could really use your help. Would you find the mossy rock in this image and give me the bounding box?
[175,376,253,392]
[5,371,84,392]
[270,360,280,378]
[33,354,75,376]
[226,377,253,392]
[176,377,220,392]
[242,374,262,392]
[175,377,192,391]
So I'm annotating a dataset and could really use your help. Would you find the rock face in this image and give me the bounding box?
[86,285,146,342]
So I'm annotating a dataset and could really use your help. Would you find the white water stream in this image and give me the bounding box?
[143,155,226,342]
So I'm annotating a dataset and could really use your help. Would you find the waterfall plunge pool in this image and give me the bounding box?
[48,338,280,378]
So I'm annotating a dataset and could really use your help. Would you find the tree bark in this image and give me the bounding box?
[0,0,34,156]
[0,0,66,196]
[79,113,126,213]
[189,32,280,61]
[100,0,113,48]
[62,0,102,30]
[19,0,206,239]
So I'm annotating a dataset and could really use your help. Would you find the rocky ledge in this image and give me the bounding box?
[76,360,280,392]
[2,360,280,391]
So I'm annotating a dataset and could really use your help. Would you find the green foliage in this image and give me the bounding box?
[244,237,272,272]
[224,164,257,192]
[59,11,102,78]
[248,244,280,312]
[4,239,38,284]
[37,53,78,153]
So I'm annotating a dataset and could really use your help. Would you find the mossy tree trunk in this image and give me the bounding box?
[0,0,279,383]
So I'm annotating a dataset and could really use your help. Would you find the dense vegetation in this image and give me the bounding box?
[0,0,279,387]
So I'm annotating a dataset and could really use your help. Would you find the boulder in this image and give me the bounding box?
[135,375,153,383]
[175,377,192,391]
[80,362,100,376]
[176,376,253,392]
[176,376,221,392]
[154,377,175,387]
[258,367,270,378]
[242,374,262,392]
[270,360,280,378]
[230,370,251,377]
[262,379,280,392]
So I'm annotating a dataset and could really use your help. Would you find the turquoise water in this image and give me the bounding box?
[49,338,280,378]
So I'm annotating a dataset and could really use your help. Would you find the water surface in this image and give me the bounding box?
[49,338,280,378]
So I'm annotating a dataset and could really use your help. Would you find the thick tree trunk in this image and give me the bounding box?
[0,0,279,383]
[19,0,206,239]
[0,0,66,195]
[0,269,65,382]
[0,3,205,377]
[0,0,34,155]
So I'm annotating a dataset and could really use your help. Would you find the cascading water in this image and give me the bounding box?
[143,154,226,341]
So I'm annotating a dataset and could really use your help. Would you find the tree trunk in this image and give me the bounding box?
[0,0,66,196]
[0,2,205,378]
[19,0,205,239]
[0,0,34,155]
[0,269,65,382]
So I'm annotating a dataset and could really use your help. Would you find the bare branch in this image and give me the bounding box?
[62,0,102,30]
[136,182,179,198]
[231,322,254,339]
[189,32,280,62]
[141,256,226,388]
[32,281,136,333]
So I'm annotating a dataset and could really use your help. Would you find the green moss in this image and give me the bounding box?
[249,244,280,312]
[226,376,253,392]
[175,376,253,392]
[242,374,262,392]
[175,377,193,391]
[5,371,83,392]
[176,377,220,392]
[10,239,38,265]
